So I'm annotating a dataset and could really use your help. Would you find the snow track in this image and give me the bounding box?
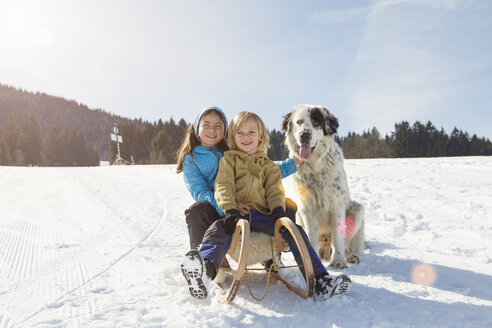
[0,159,491,328]
[0,166,175,328]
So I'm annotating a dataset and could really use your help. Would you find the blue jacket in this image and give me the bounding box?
[183,146,297,216]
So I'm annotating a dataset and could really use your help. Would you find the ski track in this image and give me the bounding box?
[0,166,173,328]
[1,159,491,328]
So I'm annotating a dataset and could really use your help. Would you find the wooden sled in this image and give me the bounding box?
[220,217,315,303]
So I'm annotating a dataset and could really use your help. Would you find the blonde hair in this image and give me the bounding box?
[176,109,228,173]
[227,111,269,154]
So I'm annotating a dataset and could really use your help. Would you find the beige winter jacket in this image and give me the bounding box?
[215,150,286,214]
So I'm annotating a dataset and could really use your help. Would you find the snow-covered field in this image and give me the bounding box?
[1,157,491,328]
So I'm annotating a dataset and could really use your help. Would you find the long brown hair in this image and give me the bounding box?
[176,109,228,173]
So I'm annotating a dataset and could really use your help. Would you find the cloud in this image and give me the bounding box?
[375,0,470,11]
[310,7,369,25]
[344,0,469,135]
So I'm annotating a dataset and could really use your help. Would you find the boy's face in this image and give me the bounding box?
[235,117,262,155]
[198,112,225,147]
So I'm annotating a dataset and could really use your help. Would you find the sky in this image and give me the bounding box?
[1,0,491,139]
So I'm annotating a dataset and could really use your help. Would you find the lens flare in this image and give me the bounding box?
[411,263,437,287]
[337,216,356,238]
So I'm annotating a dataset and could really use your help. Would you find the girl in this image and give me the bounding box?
[181,111,352,300]
[176,106,297,251]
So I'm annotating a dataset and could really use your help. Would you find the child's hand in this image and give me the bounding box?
[224,209,242,234]
[292,156,302,166]
[236,202,251,216]
[270,207,286,225]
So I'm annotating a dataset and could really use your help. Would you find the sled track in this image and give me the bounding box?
[14,192,168,328]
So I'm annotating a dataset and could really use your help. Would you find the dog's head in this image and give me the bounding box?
[281,104,339,160]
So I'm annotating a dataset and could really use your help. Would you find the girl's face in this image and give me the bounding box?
[198,112,225,147]
[235,117,262,155]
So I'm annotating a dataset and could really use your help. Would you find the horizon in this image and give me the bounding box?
[1,0,491,139]
[1,83,489,141]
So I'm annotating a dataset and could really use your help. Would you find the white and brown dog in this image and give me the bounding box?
[282,104,365,268]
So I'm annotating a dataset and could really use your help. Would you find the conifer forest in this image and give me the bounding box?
[0,84,490,167]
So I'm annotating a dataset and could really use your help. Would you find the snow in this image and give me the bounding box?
[1,157,491,328]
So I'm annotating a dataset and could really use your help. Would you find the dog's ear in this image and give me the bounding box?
[281,112,292,132]
[324,108,339,135]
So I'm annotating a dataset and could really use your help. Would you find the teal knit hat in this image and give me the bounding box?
[193,106,228,141]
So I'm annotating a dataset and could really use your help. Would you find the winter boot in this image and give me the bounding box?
[261,259,279,274]
[261,252,283,274]
[220,257,231,270]
[181,249,215,299]
[314,273,352,300]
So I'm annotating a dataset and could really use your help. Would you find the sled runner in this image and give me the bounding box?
[220,217,315,303]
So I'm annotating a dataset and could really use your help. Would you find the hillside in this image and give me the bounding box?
[0,84,137,160]
[0,157,491,327]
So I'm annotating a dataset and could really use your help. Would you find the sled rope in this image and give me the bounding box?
[245,238,279,301]
[243,209,278,301]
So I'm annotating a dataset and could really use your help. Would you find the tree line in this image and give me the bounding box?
[1,83,491,166]
[111,122,286,164]
[109,118,188,164]
[337,121,492,159]
[0,114,99,166]
[108,119,491,164]
[2,114,491,167]
[0,83,134,161]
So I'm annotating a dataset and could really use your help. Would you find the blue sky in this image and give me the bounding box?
[1,0,491,139]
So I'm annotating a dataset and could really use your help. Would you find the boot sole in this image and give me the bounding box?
[181,251,208,299]
[330,275,352,297]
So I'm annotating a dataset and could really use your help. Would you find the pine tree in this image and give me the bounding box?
[43,126,64,166]
[341,128,391,159]
[150,129,172,164]
[68,130,88,166]
[267,129,284,161]
[410,121,425,157]
[391,121,411,157]
[469,134,483,155]
[469,135,492,156]
[2,115,23,165]
[21,115,42,166]
[141,122,155,164]
[85,142,100,166]
[448,128,470,156]
[178,118,188,131]
[366,128,380,158]
[165,117,185,160]
[422,121,439,157]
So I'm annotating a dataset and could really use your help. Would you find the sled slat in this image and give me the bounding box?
[220,220,250,303]
[273,217,315,299]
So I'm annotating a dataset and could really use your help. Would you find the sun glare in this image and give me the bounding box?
[35,27,56,48]
[2,3,32,32]
[1,3,55,48]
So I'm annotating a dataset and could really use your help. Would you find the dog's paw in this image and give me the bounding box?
[319,247,332,261]
[347,254,360,264]
[328,258,348,269]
